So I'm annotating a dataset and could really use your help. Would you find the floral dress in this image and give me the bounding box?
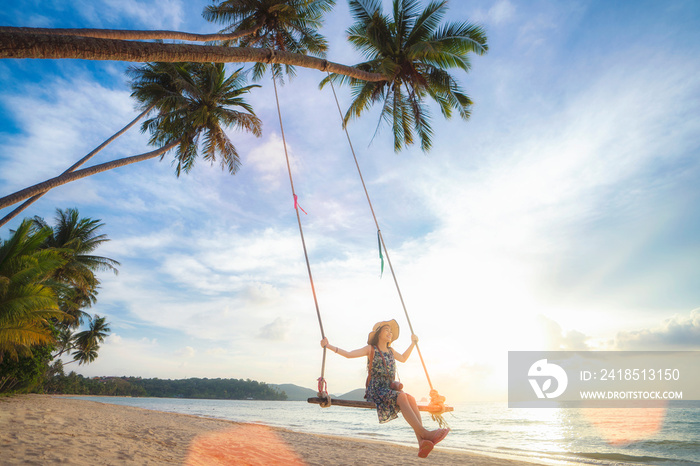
[365,347,400,423]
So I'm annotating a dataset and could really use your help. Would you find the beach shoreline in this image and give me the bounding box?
[1,394,547,465]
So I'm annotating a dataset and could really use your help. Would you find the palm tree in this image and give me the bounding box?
[203,0,335,80]
[54,326,74,358]
[71,315,110,365]
[0,220,65,361]
[0,62,263,211]
[130,62,263,176]
[0,25,262,42]
[32,208,120,328]
[0,29,383,81]
[321,0,488,151]
[0,142,181,211]
[0,104,155,229]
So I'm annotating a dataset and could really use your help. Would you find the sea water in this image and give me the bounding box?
[72,397,699,465]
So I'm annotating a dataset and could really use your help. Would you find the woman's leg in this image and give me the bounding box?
[397,392,429,442]
[397,392,450,446]
[407,393,422,428]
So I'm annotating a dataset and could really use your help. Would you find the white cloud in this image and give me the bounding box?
[536,315,589,351]
[73,0,185,30]
[258,317,293,341]
[615,309,700,350]
[0,79,141,192]
[3,0,699,392]
[246,133,298,192]
[176,346,196,358]
[487,0,516,25]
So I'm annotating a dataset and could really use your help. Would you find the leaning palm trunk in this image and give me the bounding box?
[0,104,155,228]
[0,140,180,210]
[0,26,262,42]
[0,31,385,82]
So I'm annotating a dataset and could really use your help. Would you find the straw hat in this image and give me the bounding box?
[367,319,400,345]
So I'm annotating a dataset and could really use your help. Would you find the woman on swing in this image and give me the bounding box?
[321,319,450,458]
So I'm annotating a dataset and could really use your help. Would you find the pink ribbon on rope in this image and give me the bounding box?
[293,194,308,215]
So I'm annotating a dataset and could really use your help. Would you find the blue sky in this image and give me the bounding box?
[1,0,699,402]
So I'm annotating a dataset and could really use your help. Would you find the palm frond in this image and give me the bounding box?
[349,0,382,23]
[325,0,487,151]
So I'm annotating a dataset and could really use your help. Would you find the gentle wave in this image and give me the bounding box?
[575,451,700,465]
[71,397,700,466]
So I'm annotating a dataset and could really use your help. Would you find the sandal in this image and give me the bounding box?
[418,440,434,458]
[432,428,450,445]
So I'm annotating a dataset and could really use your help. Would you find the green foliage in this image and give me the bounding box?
[0,210,117,393]
[128,62,262,177]
[0,219,65,360]
[42,375,287,400]
[0,343,55,393]
[321,0,488,151]
[32,208,119,329]
[71,315,110,365]
[203,0,336,80]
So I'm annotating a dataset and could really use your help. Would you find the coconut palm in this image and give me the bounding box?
[0,62,263,210]
[131,61,263,176]
[0,104,155,229]
[69,344,98,365]
[32,209,120,328]
[203,0,335,80]
[71,315,110,365]
[0,29,382,81]
[54,326,75,358]
[0,220,65,361]
[321,0,488,151]
[0,26,261,42]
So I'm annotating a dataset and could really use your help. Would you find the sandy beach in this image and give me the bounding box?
[0,395,545,465]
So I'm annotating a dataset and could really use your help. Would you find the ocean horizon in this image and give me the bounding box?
[70,396,699,465]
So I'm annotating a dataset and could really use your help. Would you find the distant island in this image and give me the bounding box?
[45,374,286,400]
[43,373,366,402]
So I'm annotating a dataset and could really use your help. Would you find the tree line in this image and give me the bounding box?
[41,374,288,400]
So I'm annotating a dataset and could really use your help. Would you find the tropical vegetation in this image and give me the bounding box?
[0,0,487,393]
[0,209,117,393]
[204,0,336,81]
[41,375,288,400]
[0,61,262,212]
[0,104,155,229]
[321,0,488,151]
[0,0,487,216]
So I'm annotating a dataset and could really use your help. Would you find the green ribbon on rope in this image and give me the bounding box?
[377,231,384,277]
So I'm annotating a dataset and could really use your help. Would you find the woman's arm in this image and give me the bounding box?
[321,338,370,359]
[392,334,419,363]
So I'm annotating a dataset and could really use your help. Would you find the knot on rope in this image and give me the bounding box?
[267,48,276,64]
[317,377,332,408]
[427,389,449,428]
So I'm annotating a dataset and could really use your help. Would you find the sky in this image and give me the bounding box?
[1,0,699,402]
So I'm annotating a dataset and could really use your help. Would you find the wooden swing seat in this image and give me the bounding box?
[307,397,453,412]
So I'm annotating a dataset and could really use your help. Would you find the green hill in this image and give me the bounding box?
[269,384,367,402]
[335,388,366,401]
[270,384,318,401]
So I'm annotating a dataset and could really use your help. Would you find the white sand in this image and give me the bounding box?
[1,395,545,465]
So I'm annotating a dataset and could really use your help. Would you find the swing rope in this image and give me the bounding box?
[272,76,331,408]
[326,74,449,425]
